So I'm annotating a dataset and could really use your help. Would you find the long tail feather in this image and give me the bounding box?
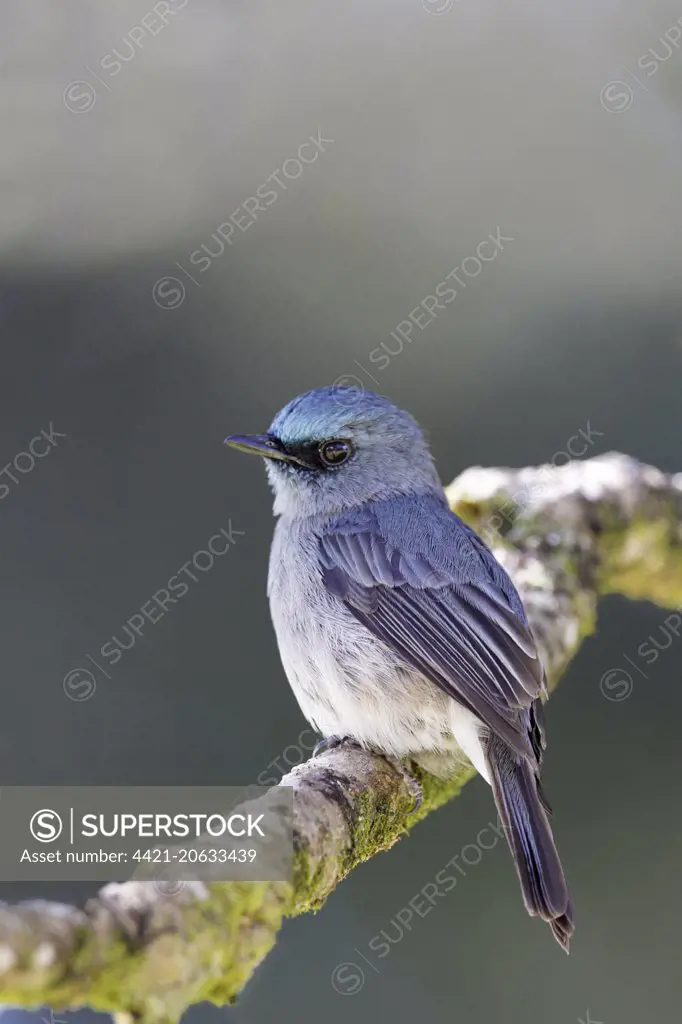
[486,735,574,952]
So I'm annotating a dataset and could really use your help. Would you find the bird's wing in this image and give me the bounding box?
[318,496,546,760]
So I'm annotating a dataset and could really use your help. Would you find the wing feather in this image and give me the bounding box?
[319,499,546,760]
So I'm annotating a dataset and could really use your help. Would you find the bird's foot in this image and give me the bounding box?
[312,739,422,812]
[313,734,363,758]
[380,755,423,813]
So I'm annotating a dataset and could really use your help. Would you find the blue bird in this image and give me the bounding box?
[226,386,574,950]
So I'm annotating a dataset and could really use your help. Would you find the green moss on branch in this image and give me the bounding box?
[0,453,680,1022]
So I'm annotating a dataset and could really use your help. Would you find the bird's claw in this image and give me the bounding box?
[381,755,423,813]
[313,734,362,757]
[313,739,422,813]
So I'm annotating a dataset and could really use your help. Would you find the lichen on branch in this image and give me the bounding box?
[0,453,680,1023]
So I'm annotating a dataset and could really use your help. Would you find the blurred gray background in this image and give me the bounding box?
[1,1,682,1022]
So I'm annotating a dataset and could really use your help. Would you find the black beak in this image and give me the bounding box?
[224,433,298,464]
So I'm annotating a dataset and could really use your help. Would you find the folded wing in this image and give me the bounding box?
[318,499,547,762]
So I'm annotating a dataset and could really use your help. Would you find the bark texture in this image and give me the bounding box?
[0,453,680,1022]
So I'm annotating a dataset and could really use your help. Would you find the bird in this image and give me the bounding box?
[225,385,574,950]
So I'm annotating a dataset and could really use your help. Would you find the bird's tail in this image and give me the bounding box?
[486,736,574,951]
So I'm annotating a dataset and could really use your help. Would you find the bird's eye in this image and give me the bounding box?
[319,439,353,467]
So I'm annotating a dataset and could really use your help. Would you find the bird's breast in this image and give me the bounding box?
[266,518,456,756]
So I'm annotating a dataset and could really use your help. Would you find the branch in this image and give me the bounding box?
[1,453,680,1022]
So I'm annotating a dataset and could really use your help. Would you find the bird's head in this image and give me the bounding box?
[225,386,442,518]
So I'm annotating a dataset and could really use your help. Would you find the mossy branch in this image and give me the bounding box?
[0,453,680,1022]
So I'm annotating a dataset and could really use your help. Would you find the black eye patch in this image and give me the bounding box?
[280,439,354,471]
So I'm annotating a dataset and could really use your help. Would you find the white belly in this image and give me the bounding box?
[267,518,490,781]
